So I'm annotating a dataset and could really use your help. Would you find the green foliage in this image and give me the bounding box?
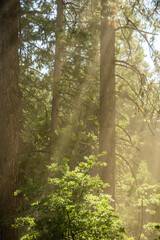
[117,160,160,239]
[18,0,160,239]
[15,155,126,240]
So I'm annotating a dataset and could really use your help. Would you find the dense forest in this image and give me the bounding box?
[1,0,160,239]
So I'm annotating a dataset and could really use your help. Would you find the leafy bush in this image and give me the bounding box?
[15,155,128,240]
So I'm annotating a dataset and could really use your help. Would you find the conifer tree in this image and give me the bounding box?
[99,0,115,198]
[51,0,63,143]
[0,0,21,239]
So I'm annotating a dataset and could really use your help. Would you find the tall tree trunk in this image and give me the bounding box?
[99,0,115,199]
[50,0,63,145]
[0,0,21,239]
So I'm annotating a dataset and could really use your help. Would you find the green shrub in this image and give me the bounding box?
[15,155,127,240]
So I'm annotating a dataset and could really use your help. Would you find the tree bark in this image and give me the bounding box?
[99,0,115,199]
[0,0,21,239]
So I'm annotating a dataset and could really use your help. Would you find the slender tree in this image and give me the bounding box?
[99,0,115,198]
[51,0,63,144]
[0,0,21,239]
